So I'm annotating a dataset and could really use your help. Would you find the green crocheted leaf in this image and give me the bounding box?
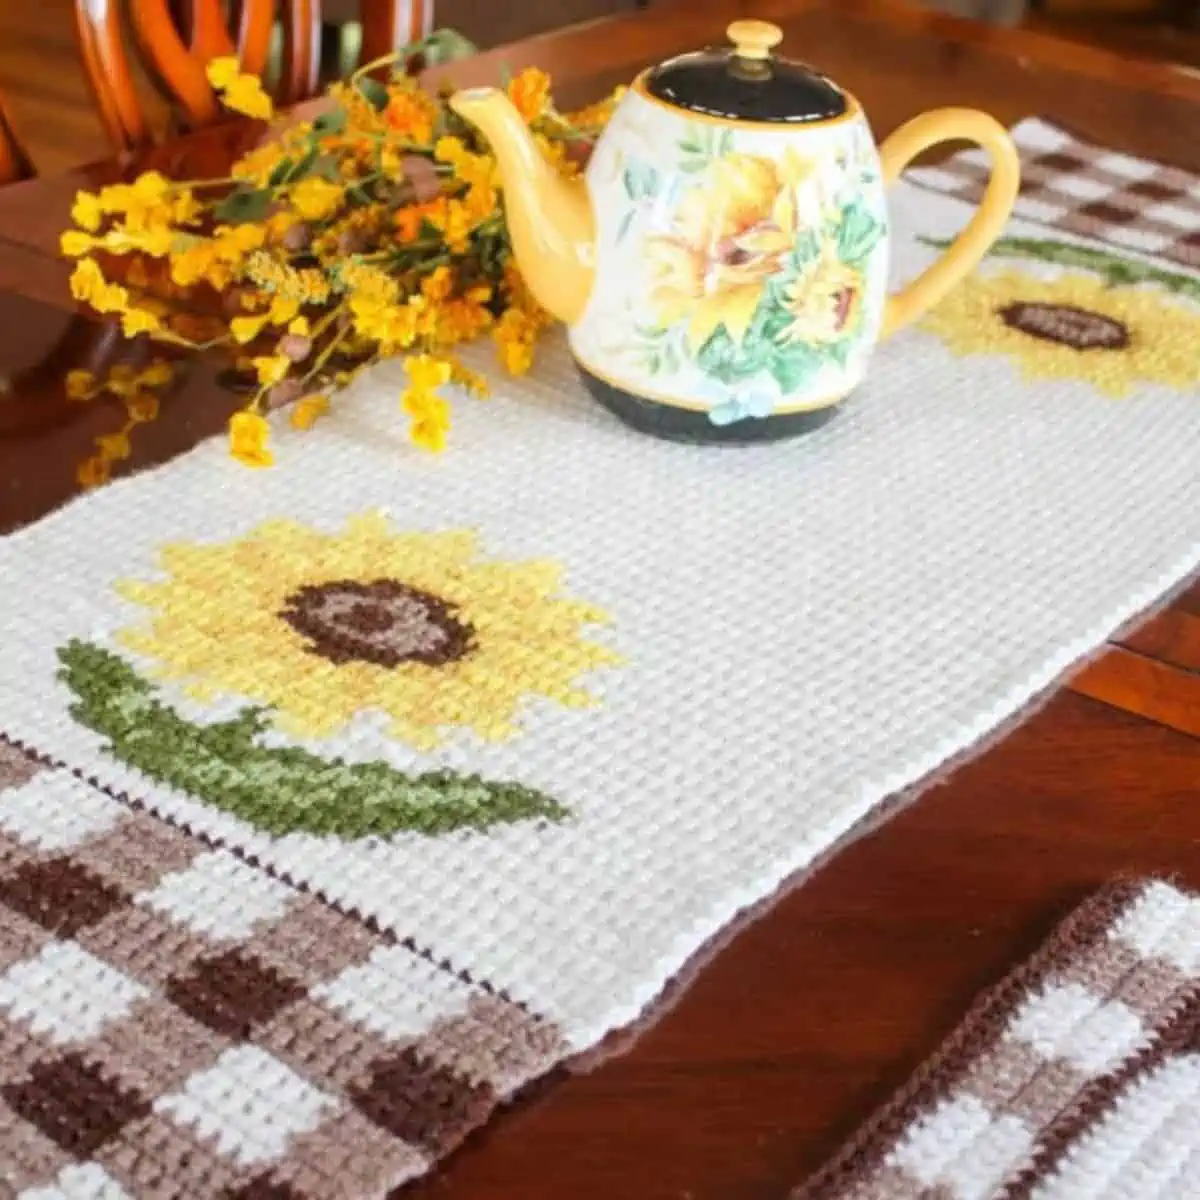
[919,234,1200,302]
[57,640,568,839]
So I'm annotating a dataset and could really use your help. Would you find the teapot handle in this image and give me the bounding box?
[878,108,1021,339]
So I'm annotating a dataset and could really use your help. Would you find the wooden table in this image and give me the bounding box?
[0,2,1197,1196]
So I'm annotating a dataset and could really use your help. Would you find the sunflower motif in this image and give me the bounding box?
[779,243,866,347]
[920,268,1200,396]
[644,150,819,351]
[115,513,620,748]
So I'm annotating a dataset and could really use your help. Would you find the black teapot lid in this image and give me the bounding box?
[641,20,847,125]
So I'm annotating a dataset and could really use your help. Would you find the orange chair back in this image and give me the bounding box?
[75,0,322,154]
[75,1,437,157]
[362,1,434,63]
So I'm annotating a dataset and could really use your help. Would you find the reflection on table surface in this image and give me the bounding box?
[0,292,238,535]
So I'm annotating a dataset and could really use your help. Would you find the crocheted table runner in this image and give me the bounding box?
[0,119,1197,1196]
[906,119,1200,269]
[795,878,1200,1200]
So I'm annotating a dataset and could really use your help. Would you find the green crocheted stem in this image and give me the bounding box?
[918,234,1200,301]
[57,640,568,839]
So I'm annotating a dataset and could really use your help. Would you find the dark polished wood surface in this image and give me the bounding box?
[0,3,1197,1197]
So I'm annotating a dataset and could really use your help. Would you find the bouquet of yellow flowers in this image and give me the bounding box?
[61,30,620,474]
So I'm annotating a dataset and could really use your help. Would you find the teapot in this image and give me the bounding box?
[450,19,1020,442]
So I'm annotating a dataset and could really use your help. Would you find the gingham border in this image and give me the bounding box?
[794,878,1200,1200]
[907,120,1200,269]
[0,738,569,1198]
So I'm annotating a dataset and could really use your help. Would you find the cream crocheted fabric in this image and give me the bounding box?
[0,119,1196,1196]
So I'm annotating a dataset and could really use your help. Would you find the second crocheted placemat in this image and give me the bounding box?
[795,878,1199,1200]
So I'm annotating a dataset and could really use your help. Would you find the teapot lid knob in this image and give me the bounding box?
[726,19,783,61]
[640,18,845,124]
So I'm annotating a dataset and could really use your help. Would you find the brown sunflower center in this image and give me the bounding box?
[717,240,754,267]
[279,579,475,668]
[833,286,858,331]
[998,301,1129,351]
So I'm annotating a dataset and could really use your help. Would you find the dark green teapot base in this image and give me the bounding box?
[577,363,842,445]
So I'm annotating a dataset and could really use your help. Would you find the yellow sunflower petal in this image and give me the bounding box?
[920,267,1200,398]
[705,154,781,240]
[231,314,270,344]
[769,189,797,240]
[686,295,727,353]
[112,517,619,747]
[778,148,820,189]
[732,226,794,258]
[719,283,765,344]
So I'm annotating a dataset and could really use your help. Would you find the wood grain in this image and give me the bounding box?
[0,0,121,175]
[1071,646,1200,737]
[1120,607,1200,671]
[0,5,1195,1199]
[0,84,34,184]
[1027,6,1200,68]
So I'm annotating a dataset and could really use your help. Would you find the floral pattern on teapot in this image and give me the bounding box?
[569,89,890,423]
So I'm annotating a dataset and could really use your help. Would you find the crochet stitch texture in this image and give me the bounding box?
[0,120,1196,1196]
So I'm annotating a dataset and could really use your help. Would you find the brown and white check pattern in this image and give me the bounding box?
[795,878,1200,1200]
[0,739,568,1198]
[907,118,1200,269]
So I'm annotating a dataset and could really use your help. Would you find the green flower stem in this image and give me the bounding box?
[540,111,595,142]
[350,51,406,85]
[301,325,351,387]
[357,236,445,261]
[151,330,226,352]
[308,304,345,340]
[355,130,455,161]
[58,640,569,840]
[166,176,241,192]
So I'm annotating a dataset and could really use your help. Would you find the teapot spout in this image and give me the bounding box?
[449,88,595,325]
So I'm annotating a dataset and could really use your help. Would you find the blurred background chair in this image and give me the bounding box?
[75,1,324,155]
[1024,0,1200,58]
[320,0,636,65]
[321,1,431,73]
[4,1,641,172]
[0,1,1196,177]
[921,1,1028,21]
[72,2,454,160]
[0,84,35,184]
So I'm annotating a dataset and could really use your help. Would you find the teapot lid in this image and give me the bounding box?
[642,20,847,125]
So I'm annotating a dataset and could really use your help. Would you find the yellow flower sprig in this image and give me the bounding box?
[402,354,454,452]
[207,57,274,121]
[59,30,623,472]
